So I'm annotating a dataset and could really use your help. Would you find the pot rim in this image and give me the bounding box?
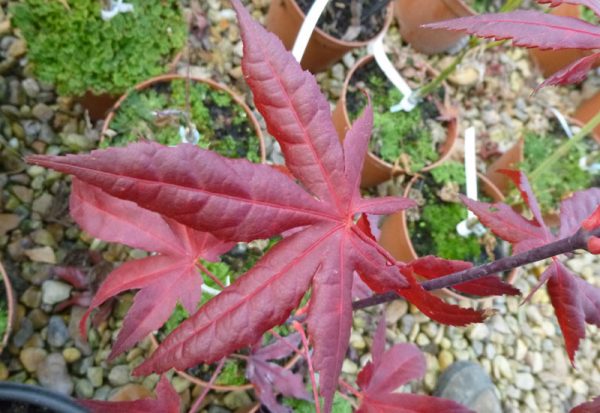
[0,261,16,353]
[100,73,267,164]
[286,0,395,48]
[339,54,458,176]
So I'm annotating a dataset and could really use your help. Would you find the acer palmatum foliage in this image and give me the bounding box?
[356,317,473,413]
[462,170,600,362]
[425,0,600,88]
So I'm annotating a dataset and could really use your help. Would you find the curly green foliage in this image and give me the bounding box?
[410,162,483,261]
[521,131,596,213]
[350,72,437,170]
[105,80,261,162]
[215,360,247,386]
[11,0,186,96]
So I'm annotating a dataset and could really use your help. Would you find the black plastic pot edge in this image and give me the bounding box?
[0,382,88,413]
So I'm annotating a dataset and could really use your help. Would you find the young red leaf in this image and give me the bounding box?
[80,375,179,413]
[571,395,600,413]
[547,260,600,362]
[357,341,472,413]
[559,188,600,238]
[27,2,419,410]
[537,52,600,89]
[72,180,233,357]
[424,11,600,50]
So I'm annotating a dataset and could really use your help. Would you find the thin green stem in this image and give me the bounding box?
[530,109,600,182]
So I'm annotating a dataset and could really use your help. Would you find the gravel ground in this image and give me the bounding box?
[1,0,600,412]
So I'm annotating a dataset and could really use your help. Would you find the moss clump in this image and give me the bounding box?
[580,6,599,24]
[0,301,7,340]
[469,0,502,13]
[11,0,186,96]
[105,80,261,162]
[283,392,352,413]
[520,131,597,213]
[347,63,439,172]
[215,360,247,386]
[409,162,490,262]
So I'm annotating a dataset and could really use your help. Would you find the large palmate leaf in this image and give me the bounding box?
[71,179,233,358]
[463,170,600,362]
[27,1,421,410]
[425,2,600,87]
[571,395,600,413]
[80,376,179,413]
[356,318,472,413]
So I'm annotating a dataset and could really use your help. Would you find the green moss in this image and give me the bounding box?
[580,6,599,24]
[0,301,7,340]
[104,80,261,162]
[11,0,186,96]
[469,0,499,13]
[283,392,352,413]
[215,360,247,386]
[348,69,438,171]
[409,162,488,262]
[520,131,597,213]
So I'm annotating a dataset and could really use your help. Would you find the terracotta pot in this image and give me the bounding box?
[394,0,475,54]
[529,4,595,78]
[485,137,524,195]
[0,261,16,353]
[332,54,458,188]
[266,0,394,73]
[101,74,266,163]
[378,172,518,297]
[148,335,300,392]
[80,52,182,122]
[573,90,600,144]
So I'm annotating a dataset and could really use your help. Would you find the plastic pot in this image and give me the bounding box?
[100,74,266,163]
[378,172,518,297]
[0,261,16,353]
[0,382,87,413]
[394,0,475,54]
[485,137,524,195]
[265,0,394,73]
[529,4,595,78]
[573,90,600,144]
[331,54,458,188]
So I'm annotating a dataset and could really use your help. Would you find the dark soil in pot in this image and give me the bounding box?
[296,0,390,42]
[517,124,599,215]
[346,59,447,173]
[102,79,262,163]
[406,162,509,266]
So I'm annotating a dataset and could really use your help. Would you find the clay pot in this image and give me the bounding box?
[485,138,524,195]
[378,172,518,296]
[332,54,458,188]
[573,91,600,144]
[394,0,475,54]
[0,261,16,353]
[266,0,394,73]
[101,74,266,163]
[529,4,595,78]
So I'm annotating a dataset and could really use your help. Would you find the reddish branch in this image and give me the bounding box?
[352,227,600,310]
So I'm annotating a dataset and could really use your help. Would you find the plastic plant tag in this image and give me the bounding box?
[368,36,418,112]
[457,126,486,237]
[292,0,330,62]
[101,0,134,21]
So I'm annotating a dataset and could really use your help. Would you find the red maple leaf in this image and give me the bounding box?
[27,1,421,409]
[424,0,600,88]
[571,395,600,413]
[461,170,600,362]
[80,375,179,413]
[71,179,233,358]
[247,333,311,413]
[356,317,473,413]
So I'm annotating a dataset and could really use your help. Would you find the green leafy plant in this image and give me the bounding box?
[348,64,439,171]
[104,79,261,162]
[409,162,495,262]
[520,131,598,213]
[11,0,186,96]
